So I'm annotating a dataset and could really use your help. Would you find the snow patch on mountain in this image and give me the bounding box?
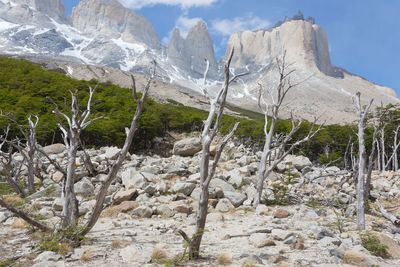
[0,19,18,31]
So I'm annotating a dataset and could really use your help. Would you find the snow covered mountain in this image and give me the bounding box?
[0,0,398,124]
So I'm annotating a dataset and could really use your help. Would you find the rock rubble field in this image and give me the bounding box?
[1,138,400,266]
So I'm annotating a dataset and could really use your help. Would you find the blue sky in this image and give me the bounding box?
[62,0,400,95]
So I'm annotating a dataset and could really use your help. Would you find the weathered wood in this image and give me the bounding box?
[179,49,244,260]
[354,92,373,230]
[79,62,156,237]
[377,200,400,226]
[224,228,272,239]
[253,53,322,207]
[0,197,51,232]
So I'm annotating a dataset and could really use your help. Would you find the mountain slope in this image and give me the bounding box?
[0,0,397,124]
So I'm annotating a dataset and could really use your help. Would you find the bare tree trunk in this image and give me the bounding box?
[354,92,373,230]
[61,143,79,229]
[80,65,156,237]
[49,87,104,231]
[26,115,39,193]
[376,139,381,171]
[344,136,352,170]
[253,53,322,207]
[187,50,243,259]
[385,126,400,171]
[365,125,379,200]
[381,127,386,171]
[0,114,39,193]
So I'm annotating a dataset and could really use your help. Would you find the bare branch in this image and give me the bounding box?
[131,75,138,102]
[0,197,51,232]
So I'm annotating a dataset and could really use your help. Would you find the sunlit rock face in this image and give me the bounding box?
[168,21,218,78]
[70,0,160,49]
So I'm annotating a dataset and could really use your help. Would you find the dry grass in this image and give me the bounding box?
[59,243,72,256]
[11,218,26,229]
[103,207,120,218]
[4,195,23,205]
[25,253,37,261]
[151,247,168,262]
[111,239,122,249]
[30,201,41,211]
[216,253,232,265]
[80,248,93,261]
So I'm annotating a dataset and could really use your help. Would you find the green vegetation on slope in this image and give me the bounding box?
[0,57,365,162]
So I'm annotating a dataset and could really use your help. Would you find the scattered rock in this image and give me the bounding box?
[329,248,344,259]
[155,204,175,217]
[114,201,139,213]
[173,182,196,196]
[51,171,64,183]
[223,191,247,207]
[273,208,291,218]
[102,146,121,160]
[132,206,152,218]
[377,233,400,258]
[215,198,234,212]
[169,200,192,214]
[292,155,312,171]
[121,169,148,189]
[172,138,201,156]
[34,251,61,262]
[74,177,95,197]
[343,247,379,266]
[250,233,274,248]
[42,143,65,154]
[113,189,137,205]
[271,229,293,241]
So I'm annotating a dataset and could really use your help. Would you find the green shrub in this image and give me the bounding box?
[360,232,389,258]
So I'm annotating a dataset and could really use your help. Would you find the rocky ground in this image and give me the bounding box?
[1,138,400,266]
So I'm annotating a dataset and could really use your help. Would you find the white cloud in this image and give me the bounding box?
[162,15,203,45]
[119,0,218,9]
[211,13,271,36]
[175,15,203,38]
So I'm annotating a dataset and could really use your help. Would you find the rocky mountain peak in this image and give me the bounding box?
[167,20,218,78]
[0,0,68,26]
[70,0,161,49]
[223,14,340,77]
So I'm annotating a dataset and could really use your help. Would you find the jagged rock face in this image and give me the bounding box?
[70,0,161,49]
[0,0,68,26]
[167,21,218,78]
[11,29,72,53]
[224,19,339,77]
[221,18,398,124]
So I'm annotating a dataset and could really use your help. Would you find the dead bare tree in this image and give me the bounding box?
[0,62,156,238]
[253,53,322,207]
[365,107,388,200]
[176,49,244,259]
[48,86,104,229]
[343,136,352,170]
[0,126,26,196]
[354,92,373,230]
[79,62,156,237]
[384,125,400,171]
[379,123,388,171]
[0,113,39,193]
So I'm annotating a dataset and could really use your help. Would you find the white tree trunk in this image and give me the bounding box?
[253,53,322,207]
[354,92,373,230]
